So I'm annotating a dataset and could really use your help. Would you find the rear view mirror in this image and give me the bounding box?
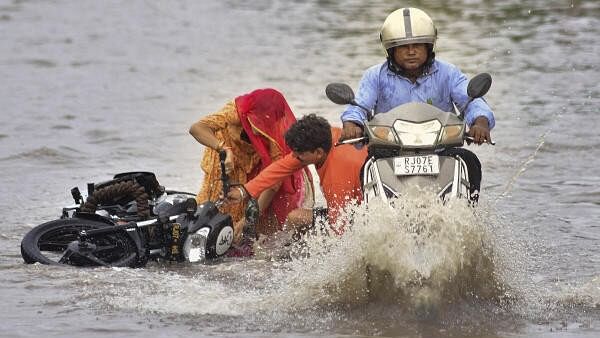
[467,73,492,99]
[326,83,355,105]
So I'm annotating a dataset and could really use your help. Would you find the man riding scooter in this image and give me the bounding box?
[339,7,495,144]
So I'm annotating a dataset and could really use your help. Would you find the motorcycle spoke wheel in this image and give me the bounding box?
[21,218,140,268]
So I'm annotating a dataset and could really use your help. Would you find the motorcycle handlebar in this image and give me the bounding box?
[219,150,230,194]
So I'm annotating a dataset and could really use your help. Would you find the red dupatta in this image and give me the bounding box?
[235,88,307,226]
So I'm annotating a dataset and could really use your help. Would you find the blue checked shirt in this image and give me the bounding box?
[340,59,495,129]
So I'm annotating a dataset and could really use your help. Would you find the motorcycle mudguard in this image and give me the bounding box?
[72,212,117,226]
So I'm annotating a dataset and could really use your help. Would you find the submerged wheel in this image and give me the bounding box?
[21,218,140,267]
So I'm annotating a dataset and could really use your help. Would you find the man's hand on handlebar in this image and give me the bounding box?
[468,116,493,145]
[340,121,364,142]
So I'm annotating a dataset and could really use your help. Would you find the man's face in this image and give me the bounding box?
[392,43,428,71]
[293,148,326,167]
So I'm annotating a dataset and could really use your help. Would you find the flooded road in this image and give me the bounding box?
[1,0,599,337]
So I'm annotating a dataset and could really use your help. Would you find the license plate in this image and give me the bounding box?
[394,155,439,176]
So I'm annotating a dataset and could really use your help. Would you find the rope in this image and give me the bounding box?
[80,180,151,219]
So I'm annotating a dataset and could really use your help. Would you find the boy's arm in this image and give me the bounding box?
[244,153,303,198]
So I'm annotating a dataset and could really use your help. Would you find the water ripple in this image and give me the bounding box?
[0,146,86,165]
[24,59,57,68]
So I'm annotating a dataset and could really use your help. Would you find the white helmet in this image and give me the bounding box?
[380,8,437,56]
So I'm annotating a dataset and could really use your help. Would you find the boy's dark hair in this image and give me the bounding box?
[284,114,332,153]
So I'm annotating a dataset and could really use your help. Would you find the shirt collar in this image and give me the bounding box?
[385,60,439,84]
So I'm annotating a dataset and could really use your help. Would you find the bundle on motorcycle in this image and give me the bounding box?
[326,73,493,204]
[20,151,241,268]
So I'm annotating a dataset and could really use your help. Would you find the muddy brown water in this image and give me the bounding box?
[1,1,599,337]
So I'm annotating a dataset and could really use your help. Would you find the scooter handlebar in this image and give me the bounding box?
[465,136,495,146]
[335,136,368,147]
[336,135,494,146]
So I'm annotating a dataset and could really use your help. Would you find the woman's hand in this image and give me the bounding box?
[223,185,249,207]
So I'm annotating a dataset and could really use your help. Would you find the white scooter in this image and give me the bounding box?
[326,73,494,205]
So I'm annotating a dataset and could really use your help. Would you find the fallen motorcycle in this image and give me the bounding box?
[20,151,244,267]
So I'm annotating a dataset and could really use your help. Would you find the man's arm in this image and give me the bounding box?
[226,153,304,202]
[449,67,495,144]
[449,68,495,129]
[340,66,379,140]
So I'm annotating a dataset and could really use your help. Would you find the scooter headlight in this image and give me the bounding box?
[392,120,442,146]
[183,227,210,262]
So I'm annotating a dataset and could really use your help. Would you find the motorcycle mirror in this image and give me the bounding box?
[184,198,198,216]
[326,83,355,105]
[326,82,373,120]
[459,73,493,117]
[71,187,83,204]
[467,73,492,99]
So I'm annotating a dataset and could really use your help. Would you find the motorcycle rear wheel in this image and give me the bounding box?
[21,218,139,267]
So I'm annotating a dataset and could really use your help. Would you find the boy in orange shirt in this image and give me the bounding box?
[225,114,368,235]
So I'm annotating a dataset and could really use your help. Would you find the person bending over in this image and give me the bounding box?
[226,114,367,235]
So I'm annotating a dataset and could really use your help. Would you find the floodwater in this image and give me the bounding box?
[1,0,599,337]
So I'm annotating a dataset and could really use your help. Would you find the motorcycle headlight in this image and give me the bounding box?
[392,120,442,146]
[183,227,210,263]
[439,124,465,145]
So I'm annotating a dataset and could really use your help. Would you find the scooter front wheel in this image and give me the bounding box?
[21,218,139,267]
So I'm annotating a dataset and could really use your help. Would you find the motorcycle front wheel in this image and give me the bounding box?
[21,218,140,267]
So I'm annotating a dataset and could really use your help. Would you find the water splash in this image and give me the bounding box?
[56,191,510,327]
[563,276,600,309]
[265,192,508,318]
[497,130,549,200]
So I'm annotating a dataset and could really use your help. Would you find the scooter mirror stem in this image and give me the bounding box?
[458,97,474,117]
